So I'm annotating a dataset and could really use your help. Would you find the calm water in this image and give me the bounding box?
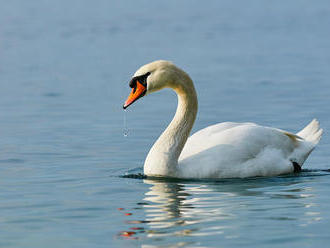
[1,1,330,247]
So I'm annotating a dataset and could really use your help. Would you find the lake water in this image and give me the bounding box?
[0,1,330,247]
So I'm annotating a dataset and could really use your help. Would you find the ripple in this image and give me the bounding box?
[0,158,25,164]
[114,170,330,246]
[43,92,62,97]
[121,168,330,183]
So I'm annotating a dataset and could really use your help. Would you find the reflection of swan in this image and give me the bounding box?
[143,181,188,229]
[141,177,320,242]
[143,179,232,234]
[123,60,323,178]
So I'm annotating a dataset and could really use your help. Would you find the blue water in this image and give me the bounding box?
[1,0,330,247]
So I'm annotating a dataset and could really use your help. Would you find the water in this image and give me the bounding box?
[0,0,330,247]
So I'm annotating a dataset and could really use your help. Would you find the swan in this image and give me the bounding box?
[123,60,323,178]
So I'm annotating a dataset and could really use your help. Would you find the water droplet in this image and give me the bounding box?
[123,109,129,137]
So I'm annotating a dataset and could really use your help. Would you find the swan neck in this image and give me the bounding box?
[144,75,197,177]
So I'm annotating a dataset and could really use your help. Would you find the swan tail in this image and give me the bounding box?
[297,119,323,146]
[288,119,323,167]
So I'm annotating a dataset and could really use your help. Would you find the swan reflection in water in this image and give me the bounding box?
[120,174,324,247]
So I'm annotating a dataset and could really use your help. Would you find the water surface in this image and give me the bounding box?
[0,0,330,247]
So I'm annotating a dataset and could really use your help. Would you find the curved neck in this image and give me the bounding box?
[144,75,198,177]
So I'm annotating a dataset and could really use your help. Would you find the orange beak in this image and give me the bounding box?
[123,81,146,109]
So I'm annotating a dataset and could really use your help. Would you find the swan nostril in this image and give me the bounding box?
[132,81,141,93]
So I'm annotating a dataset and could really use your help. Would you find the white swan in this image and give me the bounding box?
[123,60,323,178]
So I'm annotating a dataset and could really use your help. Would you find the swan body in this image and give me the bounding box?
[123,60,323,179]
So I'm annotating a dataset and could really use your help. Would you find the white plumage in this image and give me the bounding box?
[124,60,323,179]
[179,120,321,178]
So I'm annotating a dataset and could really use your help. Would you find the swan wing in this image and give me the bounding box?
[178,122,308,178]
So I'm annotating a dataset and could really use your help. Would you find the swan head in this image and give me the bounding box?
[123,60,181,109]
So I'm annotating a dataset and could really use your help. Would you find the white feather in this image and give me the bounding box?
[128,61,323,179]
